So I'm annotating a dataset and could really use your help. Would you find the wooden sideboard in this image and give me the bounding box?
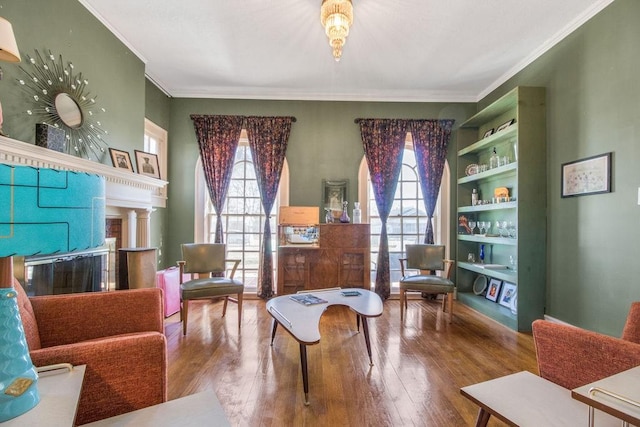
[277,223,370,295]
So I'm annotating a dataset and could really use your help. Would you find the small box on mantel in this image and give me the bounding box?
[35,123,66,153]
[278,206,319,225]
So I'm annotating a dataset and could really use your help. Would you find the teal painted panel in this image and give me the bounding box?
[0,164,105,256]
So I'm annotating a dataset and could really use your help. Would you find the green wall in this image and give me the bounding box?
[481,0,640,335]
[165,99,474,269]
[145,80,171,129]
[0,0,145,158]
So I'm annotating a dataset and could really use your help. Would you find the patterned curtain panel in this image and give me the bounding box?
[191,115,243,243]
[410,119,455,244]
[358,119,408,300]
[246,116,294,299]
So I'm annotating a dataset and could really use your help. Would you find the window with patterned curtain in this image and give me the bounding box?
[362,140,450,292]
[198,132,289,291]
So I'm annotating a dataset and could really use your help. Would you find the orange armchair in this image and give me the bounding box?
[532,302,640,390]
[15,279,167,425]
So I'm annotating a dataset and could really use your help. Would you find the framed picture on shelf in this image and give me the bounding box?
[109,148,134,172]
[496,119,515,133]
[485,278,502,302]
[483,128,494,138]
[498,281,517,308]
[322,179,348,217]
[561,152,612,198]
[134,150,161,179]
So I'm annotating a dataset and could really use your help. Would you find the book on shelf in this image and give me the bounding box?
[289,294,328,306]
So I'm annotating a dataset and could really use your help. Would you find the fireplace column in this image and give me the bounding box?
[136,208,153,248]
[126,210,137,247]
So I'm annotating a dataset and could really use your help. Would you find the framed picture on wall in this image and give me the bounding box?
[135,150,161,179]
[561,152,612,198]
[109,148,134,172]
[485,278,502,302]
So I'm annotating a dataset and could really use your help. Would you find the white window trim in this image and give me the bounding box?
[144,118,168,196]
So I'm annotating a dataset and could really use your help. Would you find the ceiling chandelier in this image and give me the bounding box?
[320,0,353,62]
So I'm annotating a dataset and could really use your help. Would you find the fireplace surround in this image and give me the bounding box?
[1,135,168,293]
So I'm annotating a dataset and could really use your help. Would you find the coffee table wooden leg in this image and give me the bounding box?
[270,319,278,346]
[356,314,360,332]
[299,343,310,406]
[475,408,491,427]
[361,316,374,366]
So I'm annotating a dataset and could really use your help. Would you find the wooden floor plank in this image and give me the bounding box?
[165,297,537,426]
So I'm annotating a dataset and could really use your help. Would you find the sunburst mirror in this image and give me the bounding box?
[17,50,108,161]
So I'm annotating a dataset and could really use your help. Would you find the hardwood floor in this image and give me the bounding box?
[165,296,538,426]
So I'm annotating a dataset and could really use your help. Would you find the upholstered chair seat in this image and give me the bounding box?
[532,302,640,390]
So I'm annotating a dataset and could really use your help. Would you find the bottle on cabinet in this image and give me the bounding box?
[471,188,478,206]
[352,202,361,224]
[339,201,350,223]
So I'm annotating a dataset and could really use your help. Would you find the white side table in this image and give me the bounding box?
[572,366,640,426]
[4,364,86,427]
[82,390,230,426]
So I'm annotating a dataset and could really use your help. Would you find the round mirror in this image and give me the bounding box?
[55,93,83,129]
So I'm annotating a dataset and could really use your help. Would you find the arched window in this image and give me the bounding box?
[194,131,289,292]
[358,135,450,292]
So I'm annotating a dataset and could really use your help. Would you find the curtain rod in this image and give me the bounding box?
[191,114,296,122]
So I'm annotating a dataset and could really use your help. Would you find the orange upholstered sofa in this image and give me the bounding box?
[15,279,167,425]
[532,302,640,390]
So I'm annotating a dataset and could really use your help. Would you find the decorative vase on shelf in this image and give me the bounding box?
[339,201,350,223]
[479,244,485,264]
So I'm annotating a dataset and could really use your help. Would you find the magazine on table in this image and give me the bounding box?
[289,294,328,306]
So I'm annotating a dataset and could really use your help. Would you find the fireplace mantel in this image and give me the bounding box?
[0,135,167,210]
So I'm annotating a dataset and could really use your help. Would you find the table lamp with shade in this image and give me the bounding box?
[0,163,106,421]
[0,16,21,135]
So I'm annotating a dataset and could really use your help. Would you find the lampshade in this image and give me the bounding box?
[0,163,105,422]
[0,17,20,63]
[320,0,353,62]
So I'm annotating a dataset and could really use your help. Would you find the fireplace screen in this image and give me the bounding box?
[13,242,114,296]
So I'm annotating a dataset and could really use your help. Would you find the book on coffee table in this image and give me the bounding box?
[289,294,328,306]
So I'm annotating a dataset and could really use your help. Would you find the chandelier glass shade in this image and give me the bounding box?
[320,0,353,62]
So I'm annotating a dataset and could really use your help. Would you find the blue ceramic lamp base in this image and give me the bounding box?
[0,287,40,422]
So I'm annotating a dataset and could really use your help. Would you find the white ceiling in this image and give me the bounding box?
[80,0,613,102]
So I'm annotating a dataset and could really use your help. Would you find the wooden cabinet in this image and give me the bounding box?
[456,86,546,331]
[277,224,370,295]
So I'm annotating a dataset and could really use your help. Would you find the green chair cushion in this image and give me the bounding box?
[400,275,454,294]
[181,278,244,300]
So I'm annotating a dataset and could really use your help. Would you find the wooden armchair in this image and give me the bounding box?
[177,243,244,335]
[532,302,640,390]
[15,279,167,425]
[399,244,455,322]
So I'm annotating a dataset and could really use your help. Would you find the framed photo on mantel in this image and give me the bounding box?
[135,150,161,179]
[109,148,133,172]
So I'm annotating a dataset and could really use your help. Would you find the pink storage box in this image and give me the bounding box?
[156,266,182,317]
